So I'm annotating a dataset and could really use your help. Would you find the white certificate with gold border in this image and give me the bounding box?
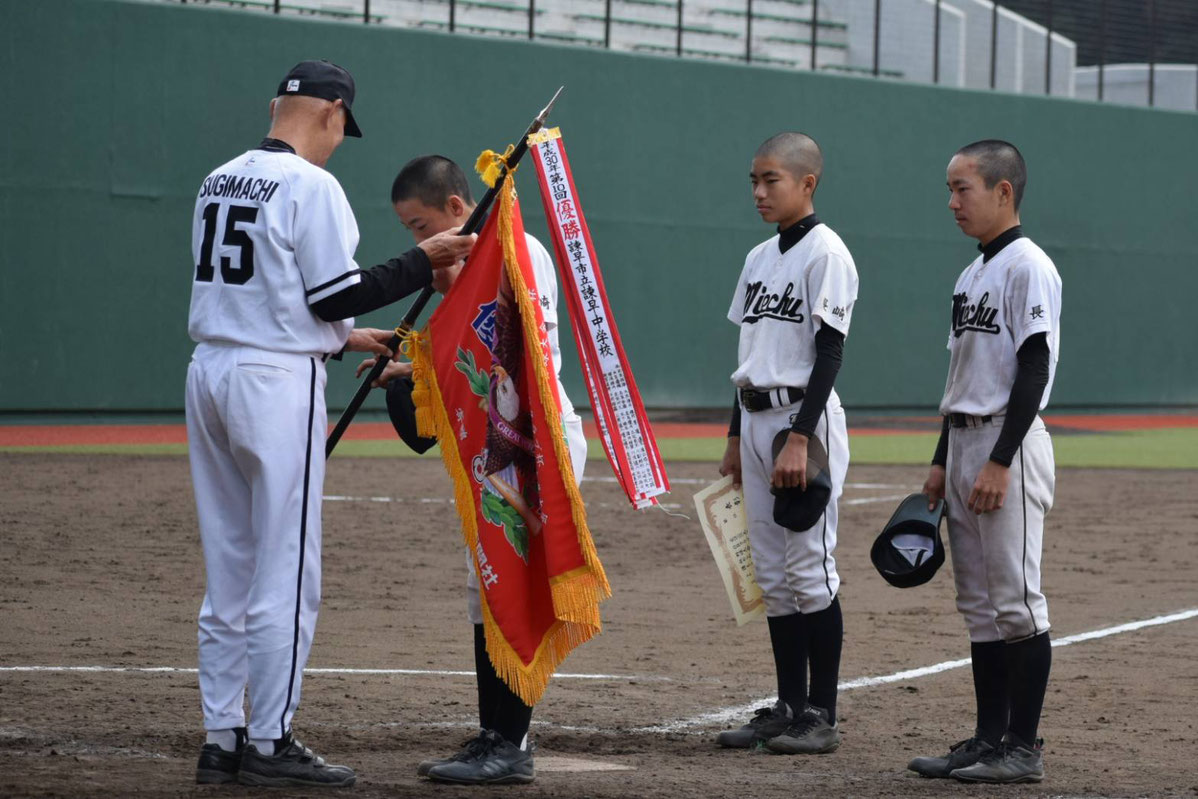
[694,476,765,625]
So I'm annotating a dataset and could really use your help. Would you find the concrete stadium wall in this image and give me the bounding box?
[2,0,1197,412]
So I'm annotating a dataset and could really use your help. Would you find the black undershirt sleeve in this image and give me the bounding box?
[789,325,845,438]
[311,247,433,322]
[989,332,1051,467]
[932,414,951,467]
[728,394,742,438]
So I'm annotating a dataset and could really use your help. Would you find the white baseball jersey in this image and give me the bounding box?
[188,149,362,355]
[727,224,859,389]
[727,221,857,616]
[939,238,1062,416]
[526,232,576,420]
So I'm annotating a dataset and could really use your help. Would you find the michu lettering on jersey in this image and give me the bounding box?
[742,280,806,324]
[951,290,1001,336]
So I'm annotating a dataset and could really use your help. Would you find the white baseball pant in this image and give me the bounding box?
[186,342,328,741]
[946,415,1054,642]
[739,389,848,616]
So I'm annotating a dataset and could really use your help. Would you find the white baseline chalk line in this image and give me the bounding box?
[0,665,669,682]
[582,476,910,490]
[324,483,913,509]
[636,606,1198,733]
[324,495,902,510]
[324,495,685,511]
[7,610,1191,738]
[0,666,665,682]
[842,493,910,507]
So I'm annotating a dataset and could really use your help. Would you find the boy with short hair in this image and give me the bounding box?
[717,132,858,755]
[907,139,1060,784]
[363,154,586,785]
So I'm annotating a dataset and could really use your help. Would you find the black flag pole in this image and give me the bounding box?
[326,86,565,459]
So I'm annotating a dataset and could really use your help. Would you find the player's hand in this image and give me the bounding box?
[344,328,395,358]
[355,357,412,388]
[432,261,465,294]
[719,437,742,489]
[418,227,478,270]
[968,460,1010,514]
[923,465,947,510]
[772,431,809,491]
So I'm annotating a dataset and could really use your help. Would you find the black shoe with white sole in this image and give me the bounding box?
[908,735,995,778]
[715,700,795,749]
[238,730,356,788]
[417,730,491,778]
[195,727,247,784]
[425,729,535,785]
[950,737,1044,783]
[765,704,840,754]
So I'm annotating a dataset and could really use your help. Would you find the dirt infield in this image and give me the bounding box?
[2,453,1197,798]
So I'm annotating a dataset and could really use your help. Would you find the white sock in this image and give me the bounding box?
[205,729,239,752]
[250,738,276,756]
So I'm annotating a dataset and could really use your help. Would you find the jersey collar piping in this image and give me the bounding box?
[777,213,821,255]
[257,137,297,154]
[979,225,1024,263]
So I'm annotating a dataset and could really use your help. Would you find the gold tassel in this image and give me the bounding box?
[475,144,518,189]
[406,330,438,439]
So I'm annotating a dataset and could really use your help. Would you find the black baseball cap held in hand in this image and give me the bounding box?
[769,429,833,532]
[277,60,362,138]
[870,493,947,588]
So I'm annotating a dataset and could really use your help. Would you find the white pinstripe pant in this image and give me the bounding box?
[946,416,1054,642]
[739,390,848,617]
[186,343,327,741]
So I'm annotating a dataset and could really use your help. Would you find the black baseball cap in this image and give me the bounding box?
[870,493,947,588]
[769,430,833,532]
[276,60,362,138]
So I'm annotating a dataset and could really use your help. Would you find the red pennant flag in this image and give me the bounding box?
[527,128,669,509]
[409,165,610,704]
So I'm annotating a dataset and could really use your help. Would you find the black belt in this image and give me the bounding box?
[740,386,805,413]
[948,412,993,428]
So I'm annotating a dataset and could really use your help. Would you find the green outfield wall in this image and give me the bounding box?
[3,0,1196,413]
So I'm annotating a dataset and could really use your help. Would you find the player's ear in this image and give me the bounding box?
[998,179,1014,206]
[446,195,465,217]
[328,98,345,131]
[269,97,278,121]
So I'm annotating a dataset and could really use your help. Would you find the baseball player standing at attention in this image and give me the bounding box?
[907,140,1061,784]
[358,155,586,785]
[717,132,858,755]
[187,61,474,787]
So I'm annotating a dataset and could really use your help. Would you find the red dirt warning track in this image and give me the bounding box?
[0,414,1195,447]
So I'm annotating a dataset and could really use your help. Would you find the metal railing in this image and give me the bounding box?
[172,0,1197,111]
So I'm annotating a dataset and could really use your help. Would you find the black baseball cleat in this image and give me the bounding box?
[425,729,535,785]
[765,704,840,754]
[195,727,247,784]
[950,736,1044,783]
[907,734,995,778]
[715,700,794,749]
[238,730,357,788]
[417,730,491,778]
